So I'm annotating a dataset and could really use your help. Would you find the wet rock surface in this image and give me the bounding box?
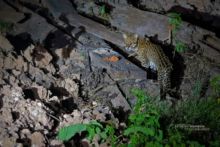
[0,0,220,146]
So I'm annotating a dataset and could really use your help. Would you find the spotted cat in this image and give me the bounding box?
[123,33,173,99]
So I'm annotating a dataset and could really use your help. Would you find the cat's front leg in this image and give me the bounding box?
[128,52,137,57]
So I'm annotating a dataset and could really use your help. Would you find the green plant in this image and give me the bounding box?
[168,12,182,34]
[192,80,202,98]
[166,79,220,145]
[123,88,163,146]
[127,88,203,147]
[98,4,110,20]
[168,13,188,53]
[210,75,220,97]
[175,40,188,53]
[170,82,220,131]
[58,87,220,146]
[0,21,13,33]
[99,5,106,17]
[58,120,116,144]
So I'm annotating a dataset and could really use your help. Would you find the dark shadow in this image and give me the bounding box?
[49,86,70,98]
[6,33,33,55]
[112,106,131,123]
[126,0,142,8]
[23,87,40,100]
[44,29,72,49]
[11,111,20,121]
[0,94,3,109]
[16,138,32,147]
[61,97,77,114]
[18,13,32,24]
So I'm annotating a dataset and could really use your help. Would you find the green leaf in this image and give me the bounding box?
[57,124,87,141]
[89,120,103,128]
[175,41,187,53]
[99,5,106,16]
[100,131,108,140]
[168,13,182,30]
[124,126,154,137]
[87,126,96,141]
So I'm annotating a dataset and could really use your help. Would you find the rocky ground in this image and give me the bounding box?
[0,0,220,146]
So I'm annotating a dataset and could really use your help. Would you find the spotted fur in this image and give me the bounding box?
[123,33,173,99]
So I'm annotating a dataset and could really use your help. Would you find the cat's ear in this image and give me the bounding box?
[122,33,127,39]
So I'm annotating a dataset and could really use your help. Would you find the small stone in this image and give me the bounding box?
[20,129,31,138]
[81,139,90,147]
[73,110,81,117]
[92,101,98,106]
[30,132,45,147]
[23,44,35,63]
[50,139,64,147]
[37,102,42,107]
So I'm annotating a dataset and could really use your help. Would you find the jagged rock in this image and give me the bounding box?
[20,129,31,138]
[3,54,16,70]
[59,110,83,129]
[23,44,35,63]
[56,78,79,98]
[30,84,51,100]
[118,79,160,106]
[3,53,28,72]
[30,132,46,147]
[0,34,14,53]
[93,84,131,111]
[33,45,53,68]
[28,64,55,87]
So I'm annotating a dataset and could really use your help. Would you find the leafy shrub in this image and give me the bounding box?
[99,5,106,16]
[58,120,116,144]
[166,78,220,145]
[210,75,220,97]
[98,4,110,20]
[168,12,182,33]
[123,88,163,146]
[168,12,188,53]
[175,40,188,53]
[128,88,203,147]
[57,84,220,146]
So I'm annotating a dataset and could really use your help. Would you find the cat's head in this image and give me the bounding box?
[122,33,138,51]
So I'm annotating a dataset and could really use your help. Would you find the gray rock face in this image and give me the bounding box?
[139,0,220,16]
[110,6,170,41]
[42,0,75,18]
[11,7,54,42]
[0,1,24,24]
